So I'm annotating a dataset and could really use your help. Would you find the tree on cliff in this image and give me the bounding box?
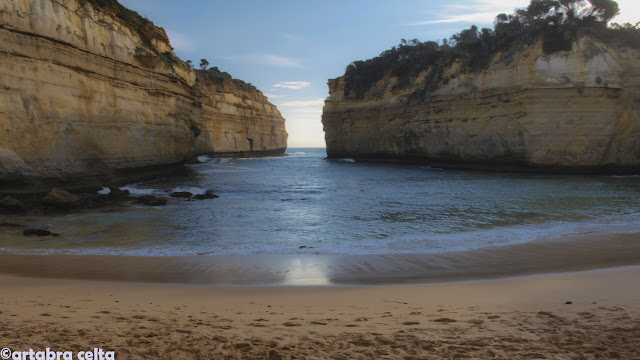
[342,0,636,100]
[186,60,193,68]
[200,59,209,70]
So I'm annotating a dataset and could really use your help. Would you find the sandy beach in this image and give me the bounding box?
[1,266,639,359]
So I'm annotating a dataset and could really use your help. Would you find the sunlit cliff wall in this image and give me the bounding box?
[322,37,640,172]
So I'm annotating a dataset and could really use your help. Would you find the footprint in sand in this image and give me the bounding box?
[402,321,420,325]
[249,323,268,328]
[282,322,302,327]
[578,312,596,319]
[432,317,457,323]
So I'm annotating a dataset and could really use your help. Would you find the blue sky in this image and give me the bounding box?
[119,0,639,148]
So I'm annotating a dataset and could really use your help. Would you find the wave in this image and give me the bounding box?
[119,185,157,196]
[170,187,208,195]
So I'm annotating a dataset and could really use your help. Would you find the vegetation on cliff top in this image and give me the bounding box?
[342,0,640,100]
[195,67,259,93]
[80,0,169,47]
[82,1,260,94]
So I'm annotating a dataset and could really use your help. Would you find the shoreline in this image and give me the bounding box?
[0,230,639,286]
[1,266,639,358]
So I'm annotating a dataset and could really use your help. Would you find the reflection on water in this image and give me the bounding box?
[283,258,331,285]
[0,148,639,256]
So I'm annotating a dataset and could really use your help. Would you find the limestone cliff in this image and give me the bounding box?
[322,37,640,172]
[0,0,286,192]
[194,70,287,156]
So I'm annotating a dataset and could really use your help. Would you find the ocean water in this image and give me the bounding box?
[1,148,639,257]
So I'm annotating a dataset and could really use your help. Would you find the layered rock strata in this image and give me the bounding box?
[322,37,640,173]
[0,0,286,192]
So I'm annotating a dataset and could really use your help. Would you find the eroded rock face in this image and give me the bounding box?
[322,37,640,173]
[195,77,288,156]
[0,0,287,192]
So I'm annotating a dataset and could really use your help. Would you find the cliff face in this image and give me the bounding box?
[195,76,287,156]
[0,0,286,192]
[322,37,640,172]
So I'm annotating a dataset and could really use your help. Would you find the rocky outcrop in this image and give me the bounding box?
[322,37,640,173]
[0,0,286,193]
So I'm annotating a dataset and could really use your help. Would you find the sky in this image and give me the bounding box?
[119,0,639,148]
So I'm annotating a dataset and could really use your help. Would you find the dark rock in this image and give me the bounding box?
[0,196,26,212]
[185,157,202,164]
[135,195,167,206]
[170,191,193,198]
[565,301,573,305]
[42,188,80,209]
[107,187,131,200]
[193,192,219,200]
[299,246,314,249]
[24,228,53,237]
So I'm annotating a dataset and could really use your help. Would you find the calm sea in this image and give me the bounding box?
[1,148,639,256]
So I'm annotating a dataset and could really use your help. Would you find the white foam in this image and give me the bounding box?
[197,155,212,163]
[97,187,111,195]
[119,186,156,196]
[171,187,207,195]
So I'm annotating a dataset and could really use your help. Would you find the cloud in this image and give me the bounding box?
[219,53,303,68]
[412,0,530,25]
[283,33,304,43]
[273,81,311,90]
[414,11,505,25]
[166,30,196,52]
[258,54,303,68]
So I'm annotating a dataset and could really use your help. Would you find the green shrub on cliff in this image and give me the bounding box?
[343,0,639,100]
[195,67,258,92]
[81,0,168,48]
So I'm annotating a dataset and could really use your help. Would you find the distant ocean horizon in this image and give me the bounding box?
[1,148,639,258]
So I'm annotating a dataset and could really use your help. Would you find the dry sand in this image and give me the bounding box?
[1,266,639,359]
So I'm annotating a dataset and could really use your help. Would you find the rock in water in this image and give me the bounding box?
[135,195,168,206]
[107,187,131,201]
[193,192,219,200]
[170,192,193,198]
[0,196,25,212]
[42,188,80,210]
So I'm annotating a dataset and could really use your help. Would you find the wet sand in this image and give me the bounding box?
[1,266,639,359]
[1,231,639,358]
[0,231,639,285]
